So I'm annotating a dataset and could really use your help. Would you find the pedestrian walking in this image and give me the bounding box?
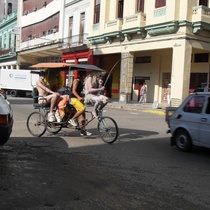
[139,83,147,105]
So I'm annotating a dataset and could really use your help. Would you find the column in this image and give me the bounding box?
[171,39,192,106]
[119,52,134,103]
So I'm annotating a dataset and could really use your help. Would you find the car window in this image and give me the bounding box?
[205,97,210,114]
[183,96,205,113]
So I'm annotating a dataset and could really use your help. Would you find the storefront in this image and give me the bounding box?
[62,49,95,86]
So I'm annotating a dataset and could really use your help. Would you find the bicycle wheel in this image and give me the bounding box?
[27,112,47,137]
[45,111,62,134]
[98,116,119,144]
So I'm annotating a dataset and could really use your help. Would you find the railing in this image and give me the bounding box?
[104,18,123,33]
[58,33,89,49]
[0,48,15,56]
[122,12,146,30]
[192,5,210,24]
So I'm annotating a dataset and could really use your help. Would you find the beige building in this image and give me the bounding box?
[88,0,210,106]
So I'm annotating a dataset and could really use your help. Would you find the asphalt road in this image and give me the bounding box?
[0,97,210,210]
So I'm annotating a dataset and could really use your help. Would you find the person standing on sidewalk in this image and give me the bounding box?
[139,83,147,105]
[167,83,171,106]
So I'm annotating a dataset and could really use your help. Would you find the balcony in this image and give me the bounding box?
[0,48,16,60]
[121,12,146,39]
[104,18,123,34]
[192,6,210,23]
[58,33,89,50]
[192,6,210,33]
[89,13,147,44]
[21,0,61,28]
[20,33,60,50]
[122,12,146,31]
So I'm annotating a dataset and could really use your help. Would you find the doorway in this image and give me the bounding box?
[134,76,150,101]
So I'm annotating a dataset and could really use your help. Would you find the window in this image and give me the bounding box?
[8,3,12,15]
[137,0,144,12]
[155,0,166,8]
[206,98,210,114]
[4,34,6,48]
[199,0,208,6]
[118,0,124,18]
[194,53,209,63]
[9,33,11,48]
[183,96,205,113]
[135,56,151,63]
[69,16,73,42]
[190,73,208,93]
[94,0,100,24]
[79,13,85,44]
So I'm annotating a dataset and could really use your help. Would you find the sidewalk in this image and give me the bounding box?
[106,99,167,115]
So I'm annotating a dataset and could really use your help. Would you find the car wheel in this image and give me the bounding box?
[10,90,18,97]
[0,138,9,146]
[174,129,192,152]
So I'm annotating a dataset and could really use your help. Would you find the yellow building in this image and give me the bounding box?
[88,0,210,106]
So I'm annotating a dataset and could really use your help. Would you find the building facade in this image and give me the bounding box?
[0,0,18,69]
[16,0,64,69]
[3,0,210,105]
[88,0,210,105]
[16,0,93,85]
[0,0,17,20]
[61,0,93,82]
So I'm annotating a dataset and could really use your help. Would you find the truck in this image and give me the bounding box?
[0,69,39,97]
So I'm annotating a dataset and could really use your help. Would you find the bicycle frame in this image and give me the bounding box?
[47,107,99,129]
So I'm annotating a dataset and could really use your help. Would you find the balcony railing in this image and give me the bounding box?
[58,33,89,49]
[20,32,60,50]
[104,18,123,34]
[122,12,146,31]
[0,48,16,57]
[192,6,210,24]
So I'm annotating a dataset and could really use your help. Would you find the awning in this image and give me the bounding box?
[30,62,105,72]
[31,62,73,68]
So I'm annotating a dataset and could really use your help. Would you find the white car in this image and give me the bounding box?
[0,93,13,146]
[166,92,210,152]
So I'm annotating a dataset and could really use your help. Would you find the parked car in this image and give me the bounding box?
[0,93,13,146]
[166,92,210,152]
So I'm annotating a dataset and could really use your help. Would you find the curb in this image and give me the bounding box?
[142,109,165,115]
[106,103,165,115]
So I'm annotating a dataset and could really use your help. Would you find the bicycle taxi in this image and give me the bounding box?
[26,62,119,144]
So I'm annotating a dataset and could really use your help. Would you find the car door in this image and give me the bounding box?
[171,95,205,143]
[198,96,210,148]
